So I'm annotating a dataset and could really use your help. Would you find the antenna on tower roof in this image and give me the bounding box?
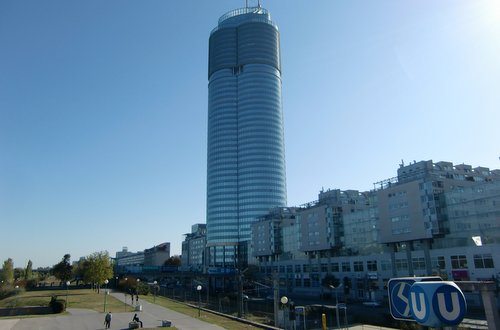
[245,0,261,7]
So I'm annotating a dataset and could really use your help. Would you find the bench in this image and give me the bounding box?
[128,321,139,329]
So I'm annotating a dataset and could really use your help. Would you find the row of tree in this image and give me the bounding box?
[0,258,34,284]
[0,251,113,289]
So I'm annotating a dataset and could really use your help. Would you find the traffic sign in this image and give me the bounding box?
[410,281,467,327]
[388,278,414,320]
[388,277,442,321]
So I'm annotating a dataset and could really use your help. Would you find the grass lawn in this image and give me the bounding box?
[0,289,134,313]
[140,294,264,330]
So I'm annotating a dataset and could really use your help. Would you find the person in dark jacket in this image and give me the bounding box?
[132,313,143,328]
[104,312,112,328]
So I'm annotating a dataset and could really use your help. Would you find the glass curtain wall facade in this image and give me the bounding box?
[206,6,287,266]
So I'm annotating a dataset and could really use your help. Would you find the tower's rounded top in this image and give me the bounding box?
[211,6,277,34]
[218,6,269,24]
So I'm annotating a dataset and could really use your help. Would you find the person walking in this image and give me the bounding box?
[104,312,112,328]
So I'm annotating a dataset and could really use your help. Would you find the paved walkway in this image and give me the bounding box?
[0,292,225,330]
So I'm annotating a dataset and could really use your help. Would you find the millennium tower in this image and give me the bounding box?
[206,5,287,267]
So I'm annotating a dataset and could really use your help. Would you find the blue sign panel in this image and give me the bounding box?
[388,278,416,320]
[388,277,442,321]
[409,284,431,324]
[432,282,467,326]
[410,281,467,327]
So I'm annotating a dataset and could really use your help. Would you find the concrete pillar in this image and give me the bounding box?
[423,239,432,275]
[406,241,414,276]
[390,244,397,277]
[480,288,500,330]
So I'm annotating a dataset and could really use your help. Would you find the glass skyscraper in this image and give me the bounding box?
[206,6,287,266]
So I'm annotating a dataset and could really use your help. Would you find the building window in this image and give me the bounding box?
[304,278,311,287]
[331,262,339,272]
[295,265,301,272]
[312,274,320,287]
[354,261,364,272]
[451,255,468,269]
[431,256,445,270]
[342,262,351,272]
[412,257,426,270]
[395,259,408,271]
[321,263,328,272]
[357,289,364,299]
[295,278,302,287]
[381,260,392,271]
[367,260,378,271]
[474,254,494,269]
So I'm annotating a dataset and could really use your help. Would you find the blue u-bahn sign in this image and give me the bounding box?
[388,278,415,320]
[388,277,467,327]
[410,281,467,327]
[388,276,442,321]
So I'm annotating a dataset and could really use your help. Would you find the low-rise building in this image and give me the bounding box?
[181,224,206,271]
[144,242,171,267]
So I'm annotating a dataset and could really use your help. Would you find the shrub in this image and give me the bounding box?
[0,285,22,300]
[25,279,39,289]
[49,295,66,313]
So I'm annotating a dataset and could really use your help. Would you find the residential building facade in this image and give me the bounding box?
[181,224,207,272]
[144,242,171,267]
[250,160,500,302]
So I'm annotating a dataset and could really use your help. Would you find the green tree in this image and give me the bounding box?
[14,268,25,281]
[52,254,73,283]
[82,251,113,293]
[25,260,33,280]
[72,259,89,286]
[1,258,14,284]
[164,255,181,266]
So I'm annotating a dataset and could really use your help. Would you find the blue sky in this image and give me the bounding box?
[1,0,499,268]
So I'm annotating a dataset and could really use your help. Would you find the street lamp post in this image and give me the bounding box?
[329,284,342,330]
[136,278,140,305]
[104,279,109,312]
[153,281,157,303]
[281,296,288,330]
[196,285,202,317]
[66,281,70,308]
[14,286,19,307]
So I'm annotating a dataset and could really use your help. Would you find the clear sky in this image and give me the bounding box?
[1,0,499,269]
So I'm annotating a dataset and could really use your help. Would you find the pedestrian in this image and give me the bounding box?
[104,311,112,329]
[136,294,139,304]
[132,313,143,328]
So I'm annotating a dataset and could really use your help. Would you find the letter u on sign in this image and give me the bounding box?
[410,285,430,324]
[410,281,467,327]
[432,283,467,326]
